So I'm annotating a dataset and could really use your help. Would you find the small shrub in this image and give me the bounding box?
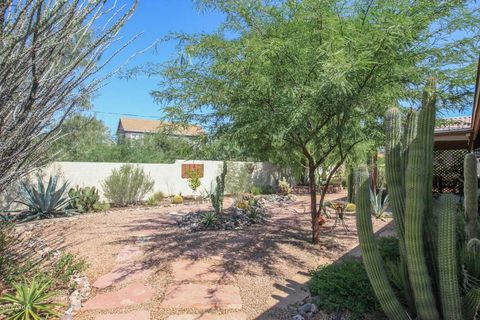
[278,177,291,195]
[50,252,87,286]
[187,169,201,192]
[68,186,100,213]
[146,192,165,206]
[0,278,61,319]
[18,176,71,220]
[309,260,383,319]
[345,203,356,212]
[92,201,110,212]
[377,236,400,262]
[102,164,154,206]
[262,185,276,194]
[250,185,263,195]
[201,211,218,227]
[171,195,183,204]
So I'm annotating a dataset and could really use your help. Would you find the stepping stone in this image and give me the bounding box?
[116,245,143,263]
[172,259,233,282]
[95,310,150,320]
[167,313,247,320]
[83,282,154,310]
[93,262,152,289]
[161,283,242,310]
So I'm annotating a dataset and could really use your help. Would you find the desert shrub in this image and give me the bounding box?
[68,186,100,213]
[251,185,275,195]
[225,162,251,198]
[146,192,165,206]
[187,169,201,192]
[102,164,154,206]
[236,200,249,209]
[49,252,87,287]
[18,176,71,220]
[0,278,60,319]
[309,260,384,319]
[171,195,183,204]
[345,203,356,212]
[278,177,291,195]
[92,201,110,212]
[377,236,400,263]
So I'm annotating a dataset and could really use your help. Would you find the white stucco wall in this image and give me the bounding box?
[42,160,283,199]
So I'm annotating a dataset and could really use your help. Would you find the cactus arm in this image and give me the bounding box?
[405,139,440,320]
[385,107,406,243]
[355,166,409,320]
[464,153,479,241]
[438,194,463,319]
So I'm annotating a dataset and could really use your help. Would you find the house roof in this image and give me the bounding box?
[435,116,472,133]
[117,117,204,137]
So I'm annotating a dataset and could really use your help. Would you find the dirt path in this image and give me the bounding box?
[33,192,391,320]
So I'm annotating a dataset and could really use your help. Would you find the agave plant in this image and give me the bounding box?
[0,278,61,320]
[201,211,218,227]
[18,176,71,221]
[370,187,389,219]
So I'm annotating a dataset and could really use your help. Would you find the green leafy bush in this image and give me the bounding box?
[250,185,263,195]
[68,186,100,213]
[187,169,201,192]
[50,252,87,286]
[377,236,400,263]
[309,260,384,319]
[92,201,110,212]
[102,164,154,206]
[171,195,183,204]
[0,278,61,319]
[18,176,71,220]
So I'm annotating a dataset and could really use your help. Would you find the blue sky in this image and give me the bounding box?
[91,0,225,133]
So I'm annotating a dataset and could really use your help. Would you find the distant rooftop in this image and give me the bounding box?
[117,117,204,137]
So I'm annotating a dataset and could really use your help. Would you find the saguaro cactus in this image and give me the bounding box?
[464,152,479,241]
[355,78,479,320]
[211,161,227,215]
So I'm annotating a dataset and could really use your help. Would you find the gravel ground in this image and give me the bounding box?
[28,192,392,320]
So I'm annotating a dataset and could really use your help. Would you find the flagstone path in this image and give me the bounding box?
[37,192,392,319]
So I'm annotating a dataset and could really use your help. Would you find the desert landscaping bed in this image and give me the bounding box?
[22,192,391,320]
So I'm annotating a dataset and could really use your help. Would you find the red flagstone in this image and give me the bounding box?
[92,262,152,289]
[83,282,154,310]
[95,310,150,320]
[172,259,233,282]
[161,283,242,310]
[116,245,143,263]
[166,312,247,320]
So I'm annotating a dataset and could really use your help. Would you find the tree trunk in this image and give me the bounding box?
[309,162,320,243]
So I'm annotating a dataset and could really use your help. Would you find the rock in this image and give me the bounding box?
[310,303,318,314]
[292,314,305,320]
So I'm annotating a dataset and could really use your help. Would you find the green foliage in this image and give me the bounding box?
[278,178,291,195]
[211,162,227,215]
[102,165,154,206]
[309,260,384,319]
[250,185,275,195]
[370,188,389,219]
[92,201,110,212]
[68,186,100,213]
[18,176,71,220]
[225,162,251,199]
[378,237,400,263]
[146,192,165,206]
[0,278,60,319]
[201,211,218,227]
[151,0,479,243]
[187,169,201,192]
[171,195,183,204]
[50,252,87,287]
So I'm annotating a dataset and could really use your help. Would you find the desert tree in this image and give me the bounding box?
[150,0,479,243]
[0,0,137,195]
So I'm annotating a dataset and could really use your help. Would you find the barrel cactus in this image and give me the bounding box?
[356,78,480,319]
